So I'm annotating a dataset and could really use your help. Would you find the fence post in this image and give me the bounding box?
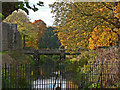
[33,49,40,89]
[101,60,103,88]
[96,60,103,88]
[4,63,7,88]
[33,50,40,62]
[5,64,7,80]
[60,46,65,89]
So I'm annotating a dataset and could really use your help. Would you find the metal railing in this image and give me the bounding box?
[2,61,120,89]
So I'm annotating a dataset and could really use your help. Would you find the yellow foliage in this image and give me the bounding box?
[113,2,120,19]
[88,26,119,50]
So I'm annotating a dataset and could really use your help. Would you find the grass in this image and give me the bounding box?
[0,51,8,54]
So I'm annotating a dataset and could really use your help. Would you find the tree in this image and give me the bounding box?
[38,26,61,49]
[32,19,47,49]
[3,10,38,49]
[49,1,120,51]
[33,19,47,39]
[1,1,44,20]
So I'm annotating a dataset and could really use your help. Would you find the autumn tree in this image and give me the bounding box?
[32,19,47,49]
[38,26,61,49]
[49,1,120,51]
[3,10,38,49]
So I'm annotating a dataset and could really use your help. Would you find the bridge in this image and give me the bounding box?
[22,48,81,62]
[22,49,81,55]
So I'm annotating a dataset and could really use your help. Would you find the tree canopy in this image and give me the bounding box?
[1,1,44,20]
[49,1,120,51]
[38,27,61,49]
[3,10,39,49]
[32,19,47,49]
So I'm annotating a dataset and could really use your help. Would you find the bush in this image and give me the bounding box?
[81,46,120,88]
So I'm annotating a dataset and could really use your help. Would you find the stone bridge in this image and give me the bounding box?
[0,22,22,52]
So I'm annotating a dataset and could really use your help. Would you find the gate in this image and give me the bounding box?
[2,48,118,89]
[2,48,81,89]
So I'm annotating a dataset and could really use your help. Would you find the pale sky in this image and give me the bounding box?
[19,0,57,26]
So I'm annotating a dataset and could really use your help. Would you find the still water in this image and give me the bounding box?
[32,57,78,89]
[32,76,67,89]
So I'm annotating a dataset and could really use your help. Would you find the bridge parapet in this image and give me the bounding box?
[0,22,22,52]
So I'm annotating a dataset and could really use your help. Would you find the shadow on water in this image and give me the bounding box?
[31,55,79,89]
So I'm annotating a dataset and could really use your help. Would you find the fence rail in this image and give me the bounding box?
[2,61,120,89]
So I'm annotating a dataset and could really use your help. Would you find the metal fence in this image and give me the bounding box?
[2,60,120,89]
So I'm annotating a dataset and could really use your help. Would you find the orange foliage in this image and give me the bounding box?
[113,1,120,19]
[88,26,119,50]
[66,80,78,89]
[30,19,47,49]
[32,19,46,25]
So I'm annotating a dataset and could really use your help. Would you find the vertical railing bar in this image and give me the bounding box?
[19,64,21,89]
[30,63,31,89]
[92,62,93,86]
[25,64,28,88]
[23,64,28,88]
[18,65,22,89]
[20,64,21,89]
[13,64,15,88]
[44,63,45,90]
[101,60,103,88]
[34,65,36,89]
[6,64,9,87]
[15,64,16,88]
[21,64,23,89]
[21,64,22,89]
[10,64,12,88]
[25,64,26,88]
[37,62,38,90]
[2,64,3,88]
[64,66,67,89]
[4,63,7,88]
[42,64,43,89]
[50,62,51,90]
[18,64,19,89]
[53,61,54,90]
[6,64,8,88]
[47,62,49,90]
[48,61,49,90]
[8,66,10,88]
[24,64,26,88]
[16,65,17,89]
[33,64,34,89]
[51,63,54,90]
[90,62,91,86]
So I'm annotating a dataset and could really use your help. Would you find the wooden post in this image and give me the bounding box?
[60,46,65,89]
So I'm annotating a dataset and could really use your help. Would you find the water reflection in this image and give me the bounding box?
[32,76,67,89]
[32,55,78,89]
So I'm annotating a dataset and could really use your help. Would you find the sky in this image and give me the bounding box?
[19,0,57,26]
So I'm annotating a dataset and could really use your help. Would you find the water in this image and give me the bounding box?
[32,76,67,89]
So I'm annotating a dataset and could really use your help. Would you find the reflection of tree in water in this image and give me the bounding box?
[32,55,57,79]
[32,55,80,89]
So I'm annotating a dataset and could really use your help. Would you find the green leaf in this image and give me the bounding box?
[32,5,38,12]
[0,13,5,19]
[20,7,29,15]
[19,1,24,7]
[15,4,19,9]
[37,1,44,6]
[25,2,31,9]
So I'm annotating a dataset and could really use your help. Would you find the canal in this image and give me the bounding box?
[31,55,79,89]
